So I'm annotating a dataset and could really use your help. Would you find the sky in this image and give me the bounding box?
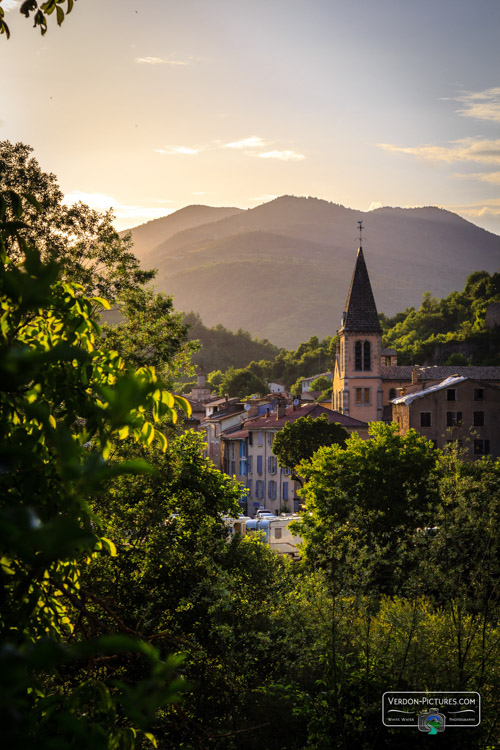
[1,0,500,234]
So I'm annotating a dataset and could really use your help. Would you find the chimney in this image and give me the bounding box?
[265,407,270,417]
[411,367,419,385]
[276,403,287,419]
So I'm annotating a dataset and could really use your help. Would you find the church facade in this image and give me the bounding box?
[332,245,500,451]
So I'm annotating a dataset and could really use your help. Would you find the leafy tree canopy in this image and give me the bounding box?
[0,141,154,302]
[381,270,500,365]
[218,366,268,398]
[273,414,348,477]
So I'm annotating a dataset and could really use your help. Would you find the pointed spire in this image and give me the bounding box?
[341,247,381,332]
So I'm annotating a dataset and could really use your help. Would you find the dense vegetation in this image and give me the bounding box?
[2,145,499,749]
[380,271,500,365]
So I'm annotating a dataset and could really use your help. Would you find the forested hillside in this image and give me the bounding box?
[381,270,500,365]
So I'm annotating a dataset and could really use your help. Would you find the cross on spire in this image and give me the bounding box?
[357,220,364,247]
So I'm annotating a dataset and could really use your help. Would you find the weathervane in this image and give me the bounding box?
[357,220,364,247]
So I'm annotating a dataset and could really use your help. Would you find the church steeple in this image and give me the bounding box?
[341,247,381,333]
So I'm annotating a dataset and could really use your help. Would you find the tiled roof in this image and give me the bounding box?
[245,403,367,429]
[382,365,500,382]
[202,408,245,423]
[221,429,250,440]
[341,248,382,333]
[392,376,467,405]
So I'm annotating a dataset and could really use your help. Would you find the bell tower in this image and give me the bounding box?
[333,233,383,422]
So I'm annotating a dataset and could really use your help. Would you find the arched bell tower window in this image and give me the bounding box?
[363,341,371,371]
[354,341,362,371]
[389,388,396,400]
[355,340,371,371]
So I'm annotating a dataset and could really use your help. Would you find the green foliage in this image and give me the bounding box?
[1,0,77,38]
[0,141,154,302]
[0,190,189,747]
[296,423,439,593]
[101,287,198,384]
[218,365,268,398]
[381,270,500,365]
[273,414,348,474]
[183,311,278,373]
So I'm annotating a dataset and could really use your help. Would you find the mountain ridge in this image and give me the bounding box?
[124,196,500,348]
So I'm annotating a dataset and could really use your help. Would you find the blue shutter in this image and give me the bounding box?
[257,455,262,474]
[283,482,288,500]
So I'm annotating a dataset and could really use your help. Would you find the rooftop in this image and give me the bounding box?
[245,402,368,430]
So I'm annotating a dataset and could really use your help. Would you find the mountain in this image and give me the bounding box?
[126,196,500,349]
[121,205,244,261]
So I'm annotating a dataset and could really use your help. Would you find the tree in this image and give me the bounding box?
[0,189,189,747]
[0,141,154,302]
[296,422,439,593]
[273,414,348,484]
[1,0,77,39]
[218,366,268,398]
[100,287,199,383]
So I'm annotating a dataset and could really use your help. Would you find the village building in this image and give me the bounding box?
[392,375,500,458]
[226,403,368,516]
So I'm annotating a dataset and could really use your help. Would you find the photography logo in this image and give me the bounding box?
[418,711,445,735]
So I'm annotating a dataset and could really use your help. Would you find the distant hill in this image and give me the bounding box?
[121,205,243,262]
[126,196,500,348]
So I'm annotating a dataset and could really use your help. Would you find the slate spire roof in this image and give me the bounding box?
[340,247,382,333]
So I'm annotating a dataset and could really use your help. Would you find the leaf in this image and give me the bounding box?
[100,537,117,557]
[174,395,192,416]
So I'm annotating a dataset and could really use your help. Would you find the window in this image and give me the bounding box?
[431,440,438,449]
[281,465,290,476]
[267,432,274,446]
[356,388,370,405]
[447,389,456,401]
[247,456,253,474]
[268,455,277,474]
[420,412,432,427]
[256,480,264,499]
[389,388,396,400]
[268,480,277,500]
[248,432,253,446]
[355,340,371,371]
[256,455,263,474]
[446,411,462,426]
[257,430,263,446]
[474,388,484,401]
[473,411,484,427]
[363,341,371,371]
[355,341,362,371]
[239,441,247,458]
[282,482,289,500]
[230,460,236,475]
[239,459,247,476]
[474,439,490,455]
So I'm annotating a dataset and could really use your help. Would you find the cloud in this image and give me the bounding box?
[64,191,174,228]
[444,198,500,218]
[135,56,188,66]
[368,201,383,211]
[257,150,305,161]
[378,137,500,165]
[455,87,500,123]
[455,171,500,185]
[224,136,268,149]
[2,1,20,11]
[156,146,200,155]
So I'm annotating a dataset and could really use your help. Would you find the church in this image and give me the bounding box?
[332,242,500,458]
